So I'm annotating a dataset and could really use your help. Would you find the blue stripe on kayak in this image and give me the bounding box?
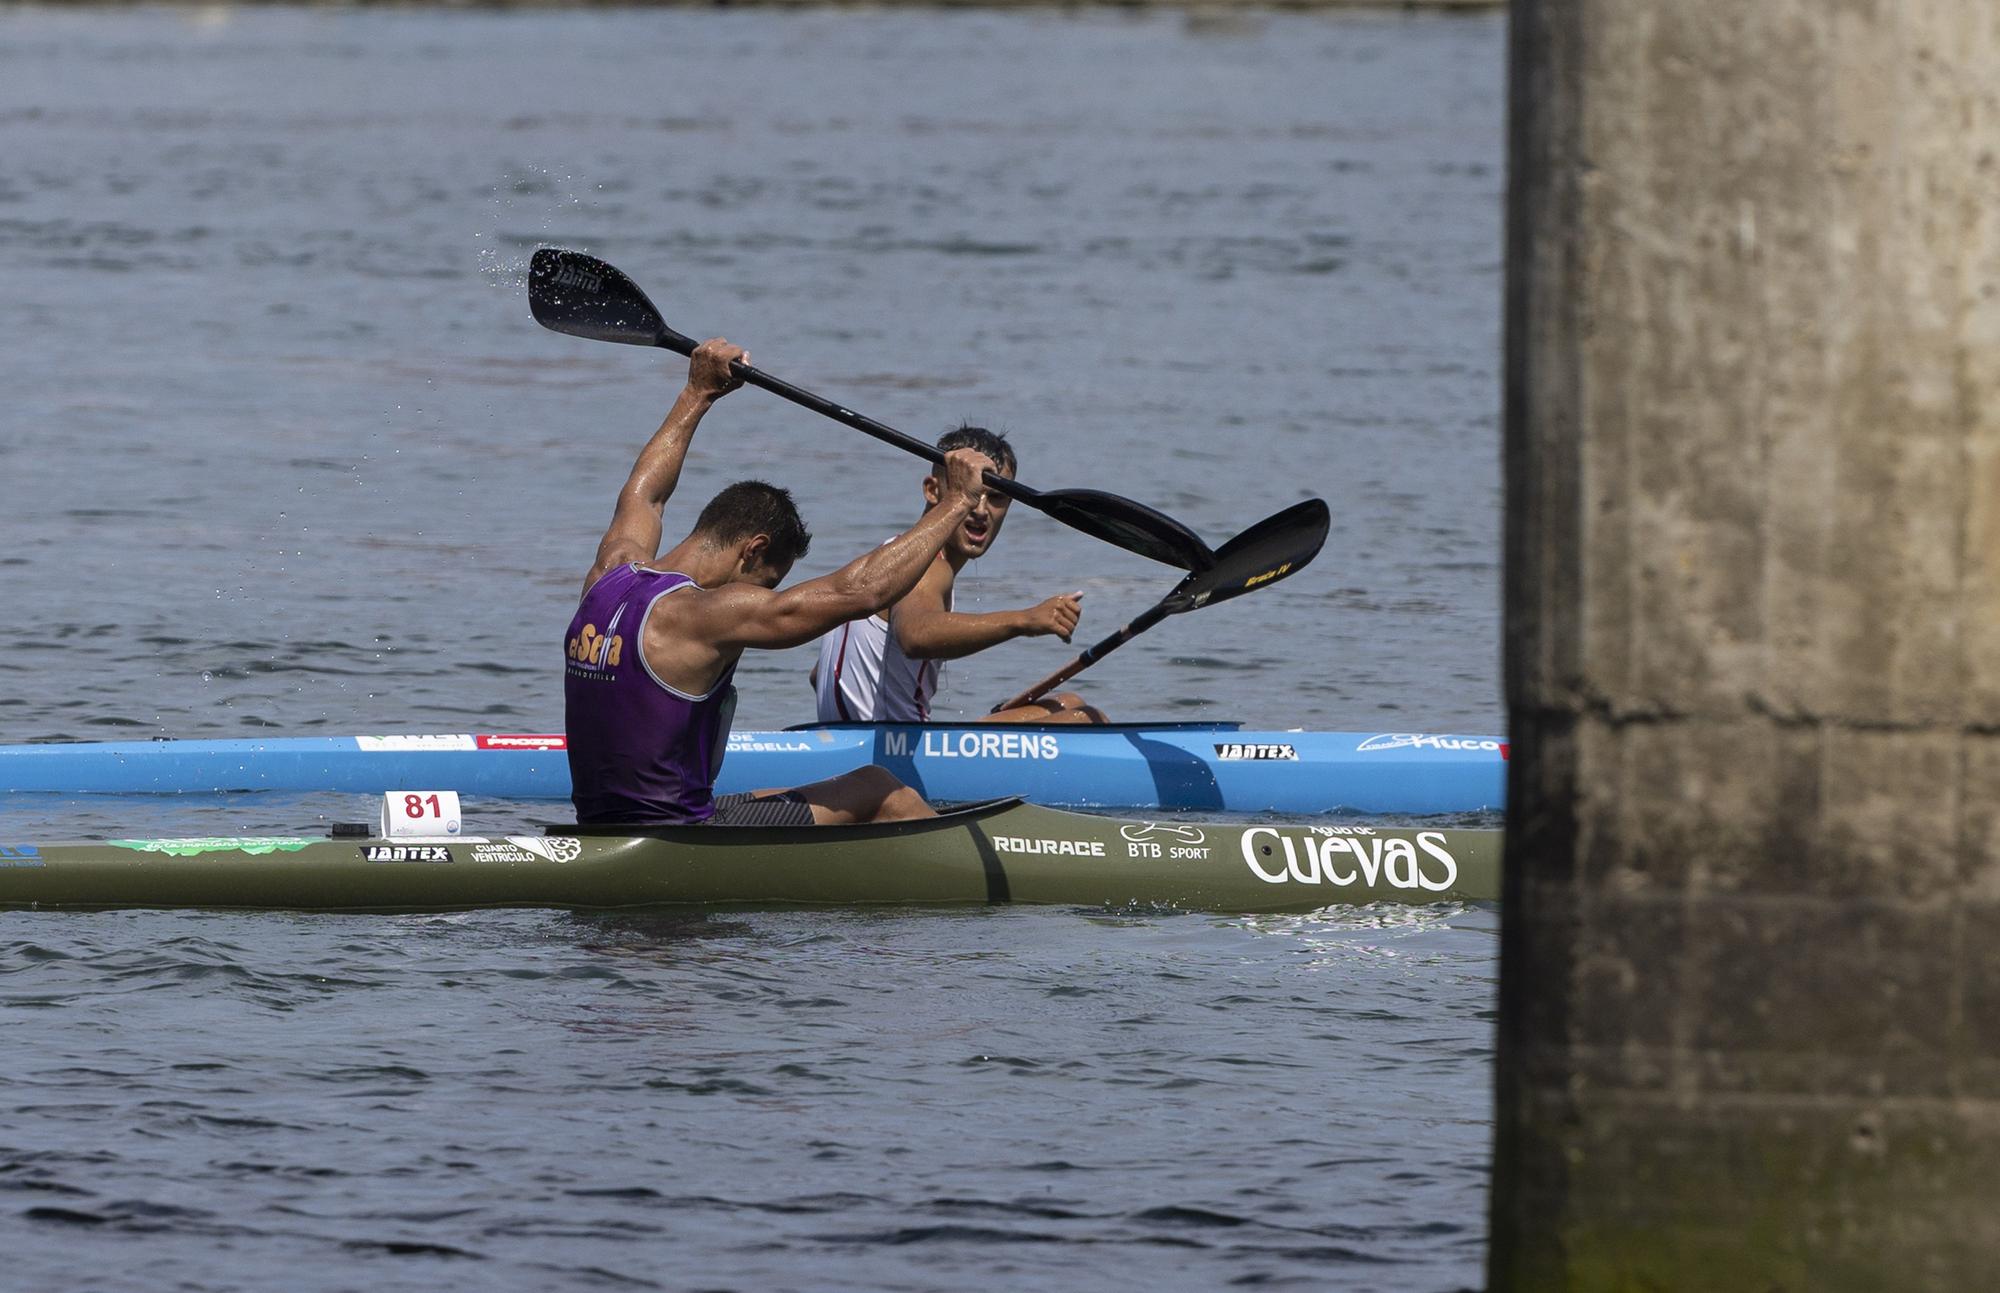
[0,727,1507,814]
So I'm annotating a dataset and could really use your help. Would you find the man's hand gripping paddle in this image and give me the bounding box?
[528,247,1215,572]
[991,499,1331,714]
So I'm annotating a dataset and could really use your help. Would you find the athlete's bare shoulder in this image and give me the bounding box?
[646,578,765,643]
[917,550,957,592]
[579,558,627,598]
[637,578,749,696]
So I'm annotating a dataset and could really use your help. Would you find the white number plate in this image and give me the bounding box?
[380,790,463,838]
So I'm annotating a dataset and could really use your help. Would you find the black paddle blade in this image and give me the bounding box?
[529,248,683,350]
[1169,498,1329,610]
[1031,488,1215,572]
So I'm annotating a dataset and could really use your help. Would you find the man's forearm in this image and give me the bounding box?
[837,504,968,613]
[896,609,1027,661]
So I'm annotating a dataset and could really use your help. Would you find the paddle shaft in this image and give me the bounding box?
[529,247,1215,570]
[993,600,1176,713]
[652,325,1035,507]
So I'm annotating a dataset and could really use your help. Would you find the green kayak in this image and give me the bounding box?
[0,799,1499,914]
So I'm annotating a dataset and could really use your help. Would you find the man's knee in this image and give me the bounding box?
[845,764,928,817]
[877,782,932,821]
[845,765,930,821]
[1052,693,1108,724]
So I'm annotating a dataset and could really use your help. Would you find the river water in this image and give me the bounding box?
[0,6,1504,1289]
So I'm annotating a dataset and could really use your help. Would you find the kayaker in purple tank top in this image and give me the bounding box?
[564,337,988,827]
[565,564,740,823]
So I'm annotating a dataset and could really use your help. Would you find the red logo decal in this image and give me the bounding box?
[1499,743,1510,761]
[476,734,568,751]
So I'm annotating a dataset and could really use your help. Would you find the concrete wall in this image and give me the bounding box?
[1496,0,2000,1287]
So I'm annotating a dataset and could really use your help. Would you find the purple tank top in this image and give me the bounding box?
[564,565,738,825]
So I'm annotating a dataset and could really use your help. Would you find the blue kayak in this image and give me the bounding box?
[0,723,1506,815]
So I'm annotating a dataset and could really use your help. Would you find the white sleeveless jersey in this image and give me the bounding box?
[813,593,950,723]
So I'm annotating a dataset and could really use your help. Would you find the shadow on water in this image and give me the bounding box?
[560,908,760,959]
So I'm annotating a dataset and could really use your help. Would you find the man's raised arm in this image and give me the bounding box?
[699,450,987,652]
[584,338,746,592]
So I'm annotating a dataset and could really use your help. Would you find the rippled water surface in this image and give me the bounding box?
[0,6,1504,1289]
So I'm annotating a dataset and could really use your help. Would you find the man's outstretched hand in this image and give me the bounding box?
[1019,592,1084,642]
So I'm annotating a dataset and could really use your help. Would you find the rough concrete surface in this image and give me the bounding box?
[1498,0,2000,1287]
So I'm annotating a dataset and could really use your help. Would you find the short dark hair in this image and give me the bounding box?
[936,424,1016,476]
[693,480,812,568]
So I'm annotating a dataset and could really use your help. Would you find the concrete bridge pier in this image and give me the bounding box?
[1494,0,2000,1287]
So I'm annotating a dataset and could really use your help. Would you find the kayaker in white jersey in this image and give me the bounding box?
[811,426,1108,725]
